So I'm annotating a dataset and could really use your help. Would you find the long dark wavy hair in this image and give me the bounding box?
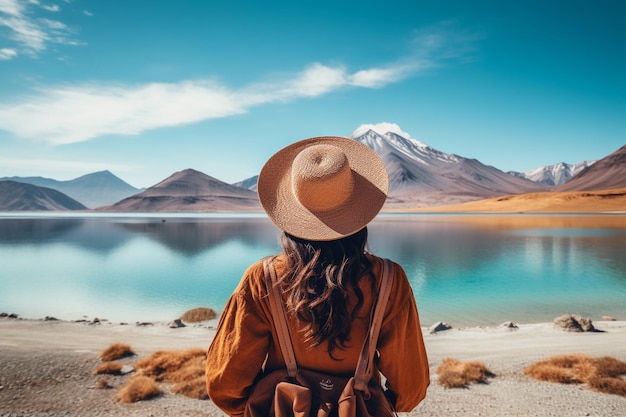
[279,227,375,357]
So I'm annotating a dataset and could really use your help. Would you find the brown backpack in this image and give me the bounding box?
[244,258,397,417]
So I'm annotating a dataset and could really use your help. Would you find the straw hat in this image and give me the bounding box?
[258,136,388,241]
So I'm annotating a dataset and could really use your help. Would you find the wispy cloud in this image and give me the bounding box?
[0,0,21,16]
[0,47,17,59]
[0,62,415,145]
[0,22,481,145]
[0,80,244,145]
[41,4,60,13]
[0,0,79,56]
[349,62,424,88]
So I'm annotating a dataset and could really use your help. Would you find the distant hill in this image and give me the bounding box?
[233,175,258,191]
[1,171,142,208]
[0,180,87,211]
[100,168,261,212]
[557,144,626,191]
[348,127,547,208]
[508,161,595,186]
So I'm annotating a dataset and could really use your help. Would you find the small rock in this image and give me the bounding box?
[499,321,519,329]
[429,321,452,334]
[45,316,58,321]
[136,321,153,326]
[120,365,134,375]
[553,314,596,332]
[167,318,186,328]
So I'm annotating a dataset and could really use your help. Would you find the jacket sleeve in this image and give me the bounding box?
[205,266,271,417]
[376,262,430,412]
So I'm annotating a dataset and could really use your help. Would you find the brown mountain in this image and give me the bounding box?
[557,144,626,191]
[100,169,260,212]
[0,180,87,211]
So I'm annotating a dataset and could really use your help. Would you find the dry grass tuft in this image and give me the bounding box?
[115,375,161,403]
[593,356,626,377]
[524,354,626,397]
[97,377,112,389]
[134,348,208,399]
[99,343,134,362]
[436,357,495,388]
[94,361,123,375]
[100,343,209,401]
[135,348,206,380]
[180,307,217,323]
[169,355,209,400]
[587,376,626,397]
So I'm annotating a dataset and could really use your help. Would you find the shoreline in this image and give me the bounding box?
[2,316,626,416]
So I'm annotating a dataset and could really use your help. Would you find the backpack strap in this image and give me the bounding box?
[264,258,298,378]
[354,258,394,391]
[263,257,394,387]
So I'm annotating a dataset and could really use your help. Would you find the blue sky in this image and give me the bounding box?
[0,0,624,188]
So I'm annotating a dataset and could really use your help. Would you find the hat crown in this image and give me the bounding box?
[257,136,388,241]
[291,144,353,212]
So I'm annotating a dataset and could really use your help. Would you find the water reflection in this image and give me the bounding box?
[116,218,280,256]
[0,218,83,244]
[0,217,131,253]
[1,214,625,326]
[368,215,626,325]
[0,216,282,256]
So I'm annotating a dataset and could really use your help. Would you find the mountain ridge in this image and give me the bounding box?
[413,143,626,213]
[1,124,623,212]
[0,180,87,211]
[99,169,260,212]
[1,170,141,208]
[508,161,595,186]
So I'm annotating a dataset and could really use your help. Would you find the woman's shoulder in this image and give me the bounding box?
[236,254,287,297]
[366,254,414,311]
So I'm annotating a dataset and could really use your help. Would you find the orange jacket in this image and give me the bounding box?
[206,254,429,416]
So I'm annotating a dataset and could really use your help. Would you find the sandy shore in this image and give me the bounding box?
[404,187,626,213]
[1,316,626,416]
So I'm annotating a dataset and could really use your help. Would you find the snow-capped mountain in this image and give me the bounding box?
[348,123,547,207]
[509,161,595,186]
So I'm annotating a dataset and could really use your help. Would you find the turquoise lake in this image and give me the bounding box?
[1,213,625,327]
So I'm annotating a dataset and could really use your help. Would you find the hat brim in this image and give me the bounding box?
[258,136,388,241]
